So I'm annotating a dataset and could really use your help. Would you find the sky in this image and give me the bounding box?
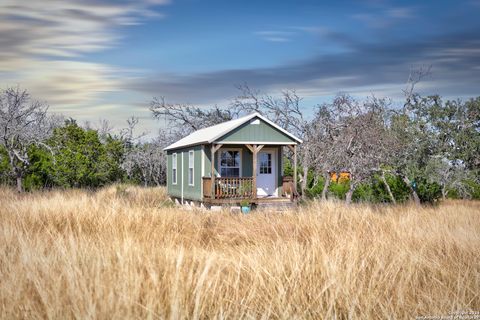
[1,0,480,136]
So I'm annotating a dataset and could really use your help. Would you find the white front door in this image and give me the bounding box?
[256,150,276,197]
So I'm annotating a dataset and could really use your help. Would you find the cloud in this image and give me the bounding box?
[1,60,121,105]
[0,0,168,107]
[353,6,415,29]
[255,31,295,42]
[127,30,480,104]
[386,7,414,19]
[0,0,168,59]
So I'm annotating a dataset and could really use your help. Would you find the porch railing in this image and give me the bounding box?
[203,177,254,199]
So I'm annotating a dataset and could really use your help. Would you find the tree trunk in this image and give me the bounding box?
[321,171,330,201]
[16,173,23,193]
[301,164,308,199]
[345,188,354,205]
[380,171,396,204]
[442,185,448,201]
[345,181,355,205]
[312,175,319,188]
[413,191,420,205]
[402,175,420,206]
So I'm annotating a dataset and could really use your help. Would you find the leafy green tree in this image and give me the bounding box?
[405,96,479,201]
[415,178,442,204]
[351,174,411,204]
[390,105,434,204]
[0,146,11,185]
[460,98,480,171]
[23,145,55,190]
[104,135,126,182]
[48,120,124,188]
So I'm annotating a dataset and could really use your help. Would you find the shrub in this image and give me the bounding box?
[416,178,442,204]
[328,181,350,200]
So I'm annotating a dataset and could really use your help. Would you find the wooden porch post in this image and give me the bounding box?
[287,144,298,191]
[211,145,215,198]
[252,145,257,199]
[247,144,264,200]
[293,144,297,190]
[210,144,222,198]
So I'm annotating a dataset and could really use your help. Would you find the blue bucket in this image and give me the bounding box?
[241,206,250,214]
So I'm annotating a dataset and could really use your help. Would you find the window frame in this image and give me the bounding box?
[217,148,242,177]
[259,152,272,174]
[172,153,177,185]
[188,150,194,186]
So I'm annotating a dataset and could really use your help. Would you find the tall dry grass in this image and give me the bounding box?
[0,185,479,319]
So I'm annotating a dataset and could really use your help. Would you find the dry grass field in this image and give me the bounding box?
[0,185,479,319]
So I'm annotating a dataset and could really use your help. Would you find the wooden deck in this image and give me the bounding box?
[202,177,295,204]
[202,196,293,205]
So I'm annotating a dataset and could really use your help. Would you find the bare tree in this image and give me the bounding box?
[402,65,432,113]
[95,118,114,142]
[314,94,393,204]
[309,103,342,200]
[119,116,147,145]
[150,97,238,140]
[233,84,306,136]
[119,117,168,187]
[0,87,56,192]
[122,134,168,186]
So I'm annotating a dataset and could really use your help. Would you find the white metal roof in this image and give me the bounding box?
[163,112,303,151]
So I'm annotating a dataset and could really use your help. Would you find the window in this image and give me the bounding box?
[220,150,240,177]
[172,153,177,184]
[188,150,194,186]
[259,153,272,174]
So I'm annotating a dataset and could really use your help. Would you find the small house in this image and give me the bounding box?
[163,113,302,206]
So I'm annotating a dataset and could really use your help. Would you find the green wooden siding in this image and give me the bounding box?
[217,118,296,143]
[204,145,253,177]
[243,148,253,177]
[166,145,203,201]
[203,145,216,177]
[166,150,181,198]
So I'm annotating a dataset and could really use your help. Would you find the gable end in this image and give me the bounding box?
[215,117,297,144]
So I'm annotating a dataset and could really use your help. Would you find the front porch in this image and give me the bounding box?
[202,143,298,204]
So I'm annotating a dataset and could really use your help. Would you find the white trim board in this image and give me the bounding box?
[172,152,178,185]
[216,141,297,145]
[201,145,205,197]
[181,152,184,204]
[188,150,195,186]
